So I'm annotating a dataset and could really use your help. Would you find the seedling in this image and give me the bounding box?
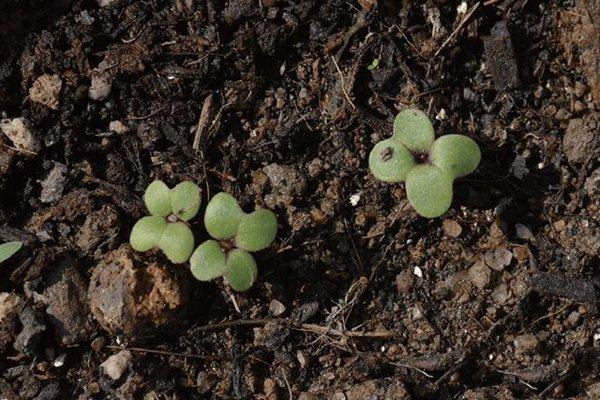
[0,241,22,263]
[369,108,480,218]
[130,180,200,263]
[190,192,277,292]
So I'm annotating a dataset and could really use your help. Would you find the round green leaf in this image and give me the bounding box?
[368,138,416,183]
[171,181,201,221]
[158,222,194,264]
[0,241,22,263]
[144,180,172,217]
[235,209,277,252]
[430,134,481,178]
[405,165,453,218]
[190,240,227,281]
[393,108,435,154]
[204,192,243,240]
[224,249,257,292]
[130,216,167,252]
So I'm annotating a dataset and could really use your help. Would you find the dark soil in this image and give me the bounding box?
[1,0,599,399]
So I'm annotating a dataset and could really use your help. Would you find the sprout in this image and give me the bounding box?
[130,180,200,263]
[0,241,22,263]
[369,108,481,218]
[190,192,278,292]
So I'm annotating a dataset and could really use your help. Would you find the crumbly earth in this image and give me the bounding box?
[0,0,599,399]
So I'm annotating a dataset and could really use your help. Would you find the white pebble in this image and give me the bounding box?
[413,266,423,278]
[89,69,113,101]
[100,350,132,380]
[0,117,41,154]
[349,193,361,206]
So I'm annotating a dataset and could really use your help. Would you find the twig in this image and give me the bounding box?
[387,361,434,378]
[280,367,293,399]
[196,318,396,339]
[193,94,214,151]
[126,105,167,120]
[494,369,539,391]
[330,55,357,111]
[434,2,481,57]
[106,345,219,361]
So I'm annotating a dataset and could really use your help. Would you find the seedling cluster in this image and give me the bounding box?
[130,181,200,263]
[191,193,277,292]
[369,109,481,218]
[130,182,277,292]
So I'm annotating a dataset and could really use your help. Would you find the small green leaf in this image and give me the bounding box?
[130,216,167,252]
[405,164,453,218]
[393,108,435,154]
[158,222,195,263]
[204,192,243,240]
[430,134,481,178]
[190,240,227,281]
[171,181,201,221]
[235,209,277,252]
[367,58,379,71]
[144,181,172,217]
[224,249,257,292]
[368,138,416,183]
[0,241,22,263]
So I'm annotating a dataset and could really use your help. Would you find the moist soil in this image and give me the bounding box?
[0,0,599,399]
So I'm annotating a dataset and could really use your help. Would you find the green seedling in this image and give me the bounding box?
[0,241,22,263]
[190,192,277,292]
[130,180,200,263]
[369,108,480,218]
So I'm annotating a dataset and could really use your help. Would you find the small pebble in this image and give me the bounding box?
[515,223,534,241]
[268,300,286,316]
[91,336,106,353]
[468,260,491,289]
[514,334,539,354]
[0,117,41,154]
[413,266,423,278]
[100,350,131,380]
[442,219,462,238]
[89,69,113,101]
[484,248,513,271]
[109,120,129,134]
[29,74,62,110]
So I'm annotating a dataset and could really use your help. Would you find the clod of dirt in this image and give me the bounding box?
[0,145,16,179]
[483,21,520,91]
[88,245,189,335]
[559,0,600,106]
[89,68,113,101]
[514,334,539,355]
[263,163,307,208]
[28,74,62,110]
[100,350,132,380]
[344,378,410,400]
[0,292,23,353]
[14,305,46,356]
[0,117,41,154]
[584,168,600,198]
[463,386,516,400]
[40,257,93,345]
[563,112,599,164]
[75,205,120,255]
[483,248,513,271]
[395,269,414,294]
[468,260,491,289]
[40,162,67,203]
